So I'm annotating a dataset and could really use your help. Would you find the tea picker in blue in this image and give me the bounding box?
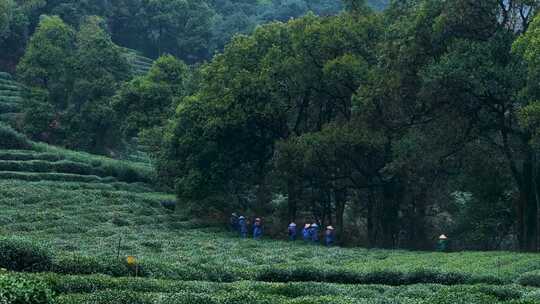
[310,222,319,244]
[325,226,335,246]
[238,216,248,238]
[302,224,311,242]
[288,222,297,241]
[253,218,263,240]
[230,213,239,232]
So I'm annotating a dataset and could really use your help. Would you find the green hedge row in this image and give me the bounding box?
[0,274,53,304]
[256,266,504,286]
[0,151,154,184]
[29,271,534,302]
[0,237,53,272]
[0,159,148,181]
[1,237,534,292]
[0,171,117,183]
[0,160,98,175]
[0,123,31,149]
[51,287,532,304]
[0,102,21,114]
[0,95,23,103]
[0,151,64,161]
[517,270,540,287]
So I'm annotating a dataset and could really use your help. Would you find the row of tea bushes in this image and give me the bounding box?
[40,275,539,304]
[0,274,53,304]
[1,236,538,288]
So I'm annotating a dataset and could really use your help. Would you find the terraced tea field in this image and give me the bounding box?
[0,72,25,126]
[1,126,540,303]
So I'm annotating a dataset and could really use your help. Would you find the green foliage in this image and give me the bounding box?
[517,270,540,287]
[0,237,52,272]
[113,55,189,138]
[0,122,31,149]
[0,0,13,38]
[0,274,53,304]
[16,15,75,105]
[17,15,129,153]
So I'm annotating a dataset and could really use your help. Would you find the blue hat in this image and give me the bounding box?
[289,223,297,227]
[311,223,318,228]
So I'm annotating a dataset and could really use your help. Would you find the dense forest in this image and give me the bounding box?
[2,0,540,253]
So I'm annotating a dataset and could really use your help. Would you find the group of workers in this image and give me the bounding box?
[230,213,451,251]
[289,222,335,246]
[230,213,336,246]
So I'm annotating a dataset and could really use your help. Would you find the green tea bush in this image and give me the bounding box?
[0,123,31,149]
[422,290,499,304]
[257,267,471,286]
[287,295,356,304]
[55,290,154,304]
[160,292,219,304]
[0,151,63,161]
[52,255,136,277]
[471,285,523,301]
[0,171,117,183]
[0,274,53,304]
[0,237,53,272]
[517,270,540,287]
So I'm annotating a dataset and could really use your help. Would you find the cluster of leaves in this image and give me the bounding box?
[0,274,53,304]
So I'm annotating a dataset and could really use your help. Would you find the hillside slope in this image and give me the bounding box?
[1,98,539,304]
[0,72,25,126]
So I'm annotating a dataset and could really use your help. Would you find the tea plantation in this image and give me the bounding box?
[1,126,539,303]
[0,72,25,126]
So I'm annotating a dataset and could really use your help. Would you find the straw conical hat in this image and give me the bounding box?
[439,234,448,240]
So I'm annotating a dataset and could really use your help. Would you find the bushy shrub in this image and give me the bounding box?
[422,290,499,304]
[472,285,522,301]
[0,274,53,304]
[55,290,154,304]
[0,123,31,149]
[0,237,53,272]
[160,292,219,304]
[52,255,137,277]
[517,270,540,287]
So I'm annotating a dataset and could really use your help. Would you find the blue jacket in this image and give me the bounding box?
[253,223,263,240]
[325,230,335,246]
[238,218,247,238]
[302,227,310,241]
[288,224,297,240]
[310,224,319,243]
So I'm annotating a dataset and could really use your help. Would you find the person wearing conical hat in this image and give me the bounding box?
[238,216,247,239]
[302,223,311,242]
[437,234,449,252]
[310,223,319,244]
[325,226,335,247]
[253,217,263,240]
[230,213,239,232]
[288,222,297,241]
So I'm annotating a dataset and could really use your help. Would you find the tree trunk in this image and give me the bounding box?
[334,188,347,244]
[517,150,538,251]
[379,181,400,249]
[287,178,298,223]
[367,189,377,248]
[409,190,428,250]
